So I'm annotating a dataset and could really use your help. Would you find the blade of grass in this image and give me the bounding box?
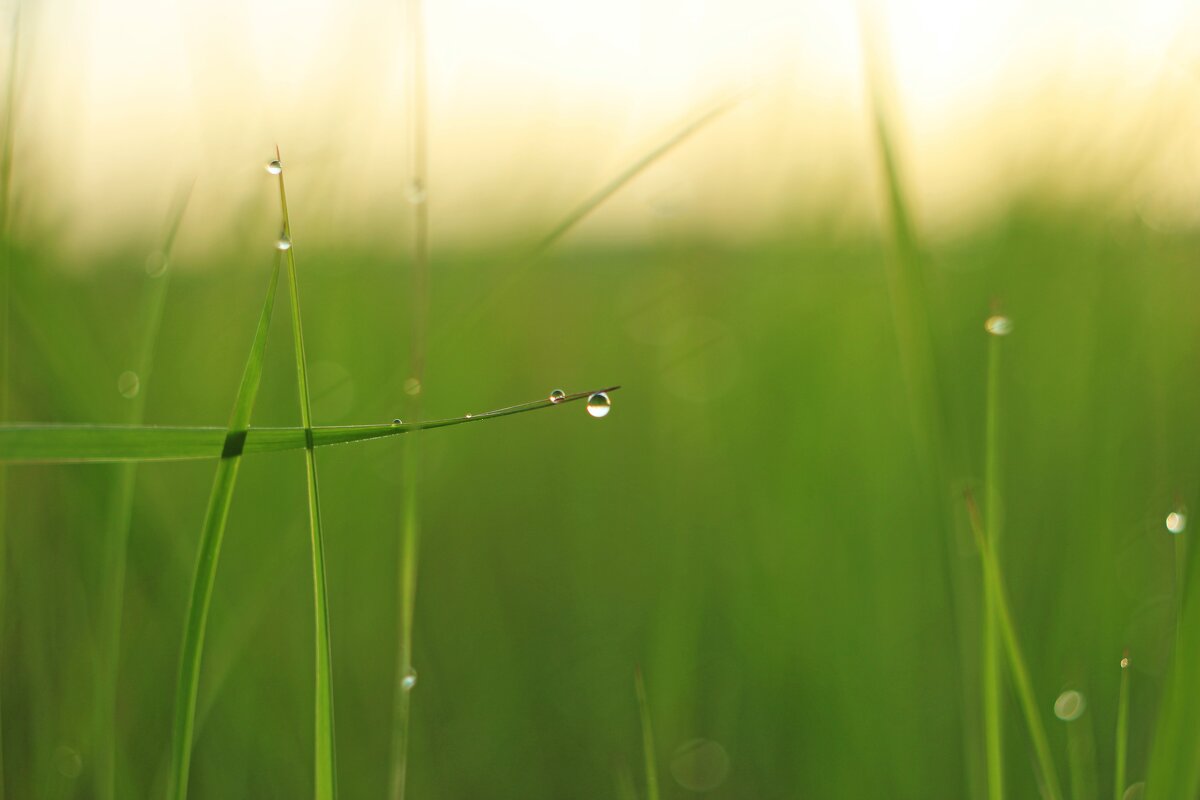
[634,666,660,800]
[983,315,1006,799]
[167,252,282,800]
[1060,689,1097,800]
[858,4,979,794]
[0,386,621,463]
[274,148,337,800]
[0,7,16,795]
[93,185,192,800]
[389,0,429,795]
[1114,652,1129,800]
[965,491,1063,800]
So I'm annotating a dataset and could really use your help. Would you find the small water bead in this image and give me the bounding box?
[404,377,422,396]
[265,159,283,175]
[548,389,566,403]
[1120,655,1130,669]
[985,315,1012,336]
[1167,510,1187,534]
[401,668,418,691]
[276,234,292,251]
[117,371,140,399]
[1053,689,1086,722]
[392,419,403,426]
[586,392,611,418]
[144,250,168,278]
[465,413,473,419]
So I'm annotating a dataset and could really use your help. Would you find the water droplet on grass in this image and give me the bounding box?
[549,389,566,403]
[266,159,282,175]
[392,419,403,426]
[117,371,140,399]
[1120,655,1130,669]
[1167,510,1187,534]
[586,392,611,418]
[985,315,1012,336]
[276,234,292,251]
[401,668,418,691]
[1054,689,1086,721]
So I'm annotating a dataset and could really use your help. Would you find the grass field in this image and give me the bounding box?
[3,187,1199,798]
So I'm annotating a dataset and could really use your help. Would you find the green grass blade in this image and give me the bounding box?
[983,318,1006,799]
[0,387,620,463]
[389,0,429,795]
[1114,653,1130,800]
[167,253,282,800]
[94,185,192,800]
[274,149,337,800]
[634,667,660,800]
[965,492,1063,800]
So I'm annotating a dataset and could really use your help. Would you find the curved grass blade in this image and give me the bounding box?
[167,253,282,800]
[94,184,192,800]
[0,387,620,464]
[965,491,1063,800]
[634,666,660,800]
[274,149,337,800]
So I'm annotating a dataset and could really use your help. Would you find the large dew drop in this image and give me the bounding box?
[117,371,140,399]
[985,315,1012,336]
[276,234,292,251]
[1053,689,1086,722]
[548,389,566,403]
[401,668,418,691]
[266,159,283,175]
[586,392,611,418]
[1167,510,1187,534]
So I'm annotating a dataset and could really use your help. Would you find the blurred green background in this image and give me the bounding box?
[3,196,1197,798]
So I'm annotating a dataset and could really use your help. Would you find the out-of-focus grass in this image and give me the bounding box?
[0,201,1197,798]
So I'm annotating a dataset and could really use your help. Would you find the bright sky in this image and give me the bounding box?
[7,0,1200,250]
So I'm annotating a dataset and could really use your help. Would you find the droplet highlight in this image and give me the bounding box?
[548,389,566,403]
[1054,689,1086,722]
[1167,510,1187,534]
[117,371,140,399]
[266,159,283,175]
[1120,655,1130,669]
[392,419,403,426]
[586,392,611,418]
[401,668,418,691]
[276,233,292,251]
[985,315,1012,336]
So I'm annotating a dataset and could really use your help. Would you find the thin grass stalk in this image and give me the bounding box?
[1114,653,1129,800]
[1064,702,1097,800]
[0,11,20,796]
[273,149,338,800]
[389,0,429,796]
[983,319,1005,799]
[634,667,660,800]
[857,4,979,793]
[167,254,282,800]
[0,387,621,464]
[94,188,191,800]
[965,491,1063,800]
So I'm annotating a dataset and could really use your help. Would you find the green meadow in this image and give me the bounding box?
[4,186,1200,798]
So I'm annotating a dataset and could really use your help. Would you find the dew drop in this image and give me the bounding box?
[465,413,473,419]
[1054,689,1086,722]
[392,419,403,426]
[586,392,611,418]
[549,389,566,403]
[406,179,427,205]
[117,371,140,399]
[276,234,292,251]
[1120,655,1130,669]
[144,250,167,278]
[985,315,1012,336]
[1167,510,1187,534]
[404,377,422,396]
[401,668,418,691]
[266,159,282,175]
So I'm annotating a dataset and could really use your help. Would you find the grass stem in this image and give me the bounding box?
[1114,652,1129,800]
[635,666,660,800]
